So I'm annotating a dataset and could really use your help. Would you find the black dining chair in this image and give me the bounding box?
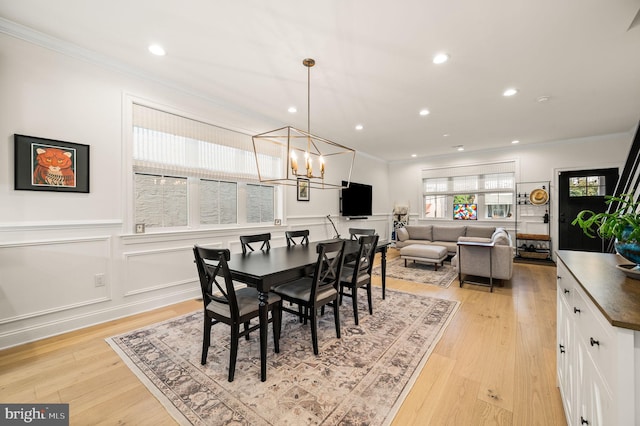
[193,245,282,382]
[271,240,346,355]
[239,233,271,255]
[285,230,310,247]
[339,234,379,325]
[348,228,376,240]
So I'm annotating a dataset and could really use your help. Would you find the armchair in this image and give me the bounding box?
[452,228,513,292]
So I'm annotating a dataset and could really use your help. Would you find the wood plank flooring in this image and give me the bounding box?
[0,249,566,425]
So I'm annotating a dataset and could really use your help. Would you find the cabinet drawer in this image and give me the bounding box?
[572,285,616,393]
[556,262,575,306]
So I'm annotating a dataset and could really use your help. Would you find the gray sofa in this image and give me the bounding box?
[395,225,497,255]
[396,224,513,281]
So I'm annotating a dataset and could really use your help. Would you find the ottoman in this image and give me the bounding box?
[399,244,448,271]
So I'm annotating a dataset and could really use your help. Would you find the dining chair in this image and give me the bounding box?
[271,240,346,355]
[348,228,376,240]
[239,233,271,255]
[339,234,379,325]
[193,245,282,382]
[285,229,310,247]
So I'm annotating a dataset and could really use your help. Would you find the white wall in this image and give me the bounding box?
[0,32,389,348]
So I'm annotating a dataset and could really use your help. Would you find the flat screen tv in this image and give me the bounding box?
[453,203,477,220]
[341,181,372,217]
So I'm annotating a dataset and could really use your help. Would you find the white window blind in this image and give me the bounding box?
[132,104,282,180]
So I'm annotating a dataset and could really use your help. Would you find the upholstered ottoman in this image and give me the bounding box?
[399,244,448,271]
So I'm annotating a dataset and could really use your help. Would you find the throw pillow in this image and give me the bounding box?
[396,227,409,241]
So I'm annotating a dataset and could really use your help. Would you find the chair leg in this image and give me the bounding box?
[333,301,341,339]
[229,324,240,382]
[244,321,250,340]
[339,285,344,305]
[310,308,319,355]
[201,318,212,365]
[366,283,373,315]
[273,304,281,354]
[352,286,359,325]
[298,305,304,323]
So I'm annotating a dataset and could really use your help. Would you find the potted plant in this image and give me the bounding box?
[571,193,640,264]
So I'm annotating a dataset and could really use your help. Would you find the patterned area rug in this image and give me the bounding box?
[107,289,459,425]
[372,257,457,288]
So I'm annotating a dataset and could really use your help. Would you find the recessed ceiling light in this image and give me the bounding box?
[433,53,449,64]
[288,106,297,113]
[148,44,166,56]
[443,133,450,137]
[453,145,464,151]
[355,124,364,131]
[511,140,520,144]
[536,95,551,103]
[419,109,430,116]
[411,154,417,158]
[503,88,518,97]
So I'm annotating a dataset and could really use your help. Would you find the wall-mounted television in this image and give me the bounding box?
[340,181,372,217]
[453,203,477,220]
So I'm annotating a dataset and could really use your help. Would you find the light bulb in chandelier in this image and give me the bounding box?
[290,151,298,174]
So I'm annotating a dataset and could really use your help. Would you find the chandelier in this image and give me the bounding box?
[252,58,355,189]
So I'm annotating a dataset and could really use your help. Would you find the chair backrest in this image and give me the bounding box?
[352,234,379,277]
[239,233,271,255]
[310,240,346,298]
[349,228,376,240]
[193,245,240,318]
[285,230,310,247]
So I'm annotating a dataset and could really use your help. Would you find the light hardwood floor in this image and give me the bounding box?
[0,249,566,425]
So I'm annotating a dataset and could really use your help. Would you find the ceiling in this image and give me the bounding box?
[1,0,640,161]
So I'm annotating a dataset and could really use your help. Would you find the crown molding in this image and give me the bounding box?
[0,17,144,77]
[0,17,268,129]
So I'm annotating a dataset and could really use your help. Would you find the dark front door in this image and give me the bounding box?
[558,168,618,252]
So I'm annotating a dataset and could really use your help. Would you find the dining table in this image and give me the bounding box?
[228,238,389,381]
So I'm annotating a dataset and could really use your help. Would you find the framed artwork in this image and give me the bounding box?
[14,134,90,193]
[297,178,310,201]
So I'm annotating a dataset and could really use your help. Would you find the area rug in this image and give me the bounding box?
[107,289,459,425]
[372,257,457,288]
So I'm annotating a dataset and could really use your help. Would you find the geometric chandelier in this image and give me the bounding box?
[252,58,356,189]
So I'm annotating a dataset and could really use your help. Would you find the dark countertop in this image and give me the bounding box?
[557,250,640,331]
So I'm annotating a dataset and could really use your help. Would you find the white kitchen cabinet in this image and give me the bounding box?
[556,251,639,425]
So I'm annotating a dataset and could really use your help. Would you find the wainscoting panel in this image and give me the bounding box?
[122,245,201,296]
[0,237,111,324]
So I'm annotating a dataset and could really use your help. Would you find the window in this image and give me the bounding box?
[246,184,274,223]
[135,174,187,227]
[569,176,607,197]
[422,161,515,219]
[424,195,447,218]
[200,179,237,225]
[132,103,280,229]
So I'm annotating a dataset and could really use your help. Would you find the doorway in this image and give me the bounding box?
[558,168,618,252]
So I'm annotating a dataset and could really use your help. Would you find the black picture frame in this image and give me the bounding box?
[14,134,90,193]
[297,178,310,201]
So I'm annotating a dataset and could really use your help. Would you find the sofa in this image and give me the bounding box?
[395,225,497,255]
[395,224,513,281]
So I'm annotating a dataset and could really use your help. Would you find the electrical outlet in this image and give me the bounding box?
[94,273,106,287]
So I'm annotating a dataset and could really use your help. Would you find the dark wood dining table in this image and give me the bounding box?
[228,238,389,381]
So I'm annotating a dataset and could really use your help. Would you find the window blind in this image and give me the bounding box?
[132,104,282,181]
